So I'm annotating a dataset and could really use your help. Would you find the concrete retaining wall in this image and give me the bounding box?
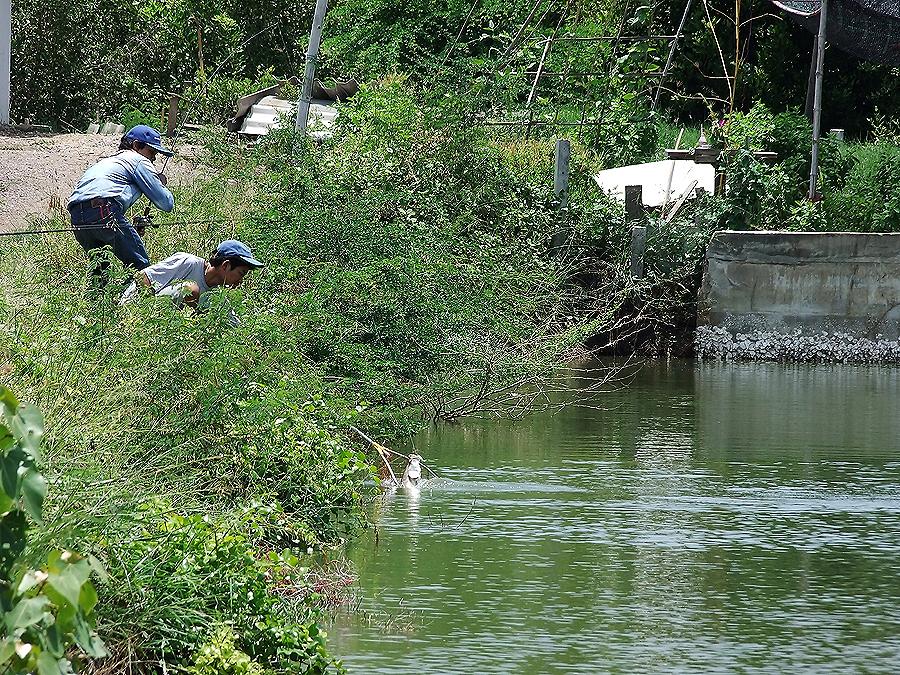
[696,231,900,362]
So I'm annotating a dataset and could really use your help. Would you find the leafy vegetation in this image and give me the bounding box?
[0,387,106,674]
[10,0,900,135]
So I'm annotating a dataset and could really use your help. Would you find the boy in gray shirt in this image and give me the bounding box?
[121,239,263,307]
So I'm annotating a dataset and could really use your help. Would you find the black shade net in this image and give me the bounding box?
[771,0,900,65]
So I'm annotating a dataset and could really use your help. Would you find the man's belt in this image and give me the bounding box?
[69,197,115,210]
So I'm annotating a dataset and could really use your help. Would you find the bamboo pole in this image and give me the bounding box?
[349,425,398,484]
[348,425,439,481]
[653,0,693,111]
[809,0,828,200]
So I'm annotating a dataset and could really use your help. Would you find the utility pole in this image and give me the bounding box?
[809,0,828,200]
[1,0,10,124]
[295,0,328,133]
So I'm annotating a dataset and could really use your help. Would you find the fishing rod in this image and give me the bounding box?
[0,223,114,236]
[0,218,232,238]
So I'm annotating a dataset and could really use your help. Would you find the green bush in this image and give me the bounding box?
[0,388,106,675]
[822,143,900,232]
[9,0,309,127]
[181,69,283,126]
[101,503,339,672]
[191,625,270,675]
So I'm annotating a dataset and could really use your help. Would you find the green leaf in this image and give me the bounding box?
[21,469,47,524]
[0,636,16,665]
[47,559,91,609]
[0,489,13,515]
[43,624,64,659]
[0,389,44,462]
[74,619,108,659]
[5,596,50,630]
[11,403,45,462]
[36,651,66,675]
[44,586,76,630]
[79,580,98,615]
[0,448,24,500]
[0,387,19,419]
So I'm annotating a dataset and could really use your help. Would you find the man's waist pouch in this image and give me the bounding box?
[69,198,124,227]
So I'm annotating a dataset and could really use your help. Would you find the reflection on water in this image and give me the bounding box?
[330,360,900,673]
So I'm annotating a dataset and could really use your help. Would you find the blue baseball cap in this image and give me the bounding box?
[216,240,264,268]
[125,124,174,157]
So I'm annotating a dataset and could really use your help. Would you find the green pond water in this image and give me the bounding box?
[330,360,900,673]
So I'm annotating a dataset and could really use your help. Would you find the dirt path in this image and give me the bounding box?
[0,132,198,233]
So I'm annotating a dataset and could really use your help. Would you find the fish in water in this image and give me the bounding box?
[400,453,423,488]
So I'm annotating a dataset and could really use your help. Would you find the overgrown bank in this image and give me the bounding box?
[0,81,633,672]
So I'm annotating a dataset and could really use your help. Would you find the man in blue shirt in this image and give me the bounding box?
[68,125,175,283]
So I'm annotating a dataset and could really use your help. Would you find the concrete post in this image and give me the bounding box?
[693,187,707,227]
[624,185,643,222]
[554,139,570,209]
[630,226,647,279]
[0,0,11,124]
[551,138,571,248]
[625,185,645,279]
[295,0,329,133]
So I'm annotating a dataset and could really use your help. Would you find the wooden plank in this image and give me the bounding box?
[166,93,181,138]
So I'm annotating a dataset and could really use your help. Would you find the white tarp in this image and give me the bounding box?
[593,160,716,208]
[239,96,338,140]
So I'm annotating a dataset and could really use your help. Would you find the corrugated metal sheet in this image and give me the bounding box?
[239,96,338,140]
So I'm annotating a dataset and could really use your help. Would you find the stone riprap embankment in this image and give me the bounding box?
[697,231,900,363]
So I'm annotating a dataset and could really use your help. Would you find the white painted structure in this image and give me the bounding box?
[1,0,10,124]
[593,159,715,208]
[240,96,337,140]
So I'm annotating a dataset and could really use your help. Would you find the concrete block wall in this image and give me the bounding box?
[696,231,900,362]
